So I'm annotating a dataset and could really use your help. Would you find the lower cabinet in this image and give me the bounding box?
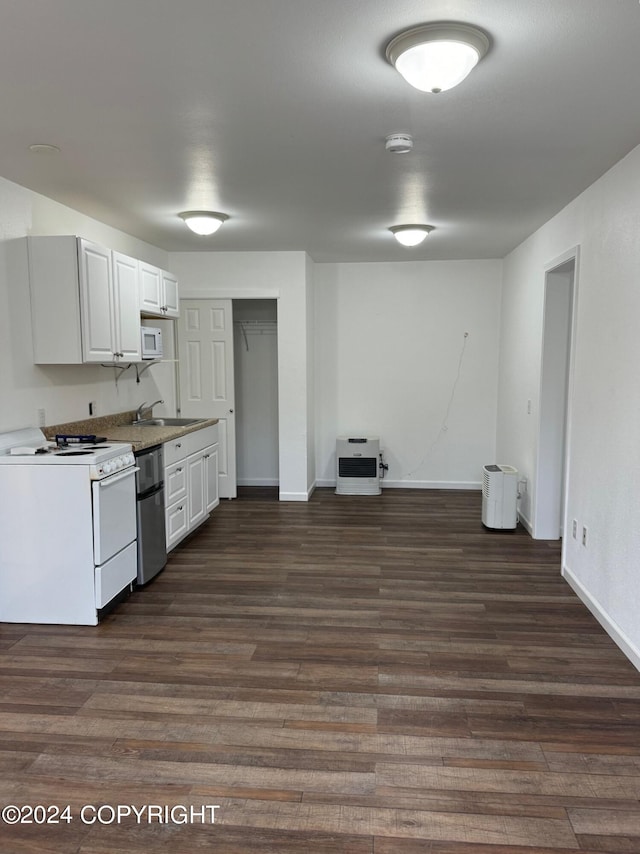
[164,425,219,551]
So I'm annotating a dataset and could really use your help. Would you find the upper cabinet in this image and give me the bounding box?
[139,262,179,318]
[78,241,142,363]
[27,236,179,365]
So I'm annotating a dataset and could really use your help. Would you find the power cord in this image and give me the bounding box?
[402,331,469,480]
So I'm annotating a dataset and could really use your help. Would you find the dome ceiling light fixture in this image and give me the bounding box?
[178,210,229,236]
[385,22,490,94]
[389,224,435,247]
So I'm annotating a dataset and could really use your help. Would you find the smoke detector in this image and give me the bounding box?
[385,133,413,154]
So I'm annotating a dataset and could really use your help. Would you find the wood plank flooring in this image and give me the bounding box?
[1,487,640,853]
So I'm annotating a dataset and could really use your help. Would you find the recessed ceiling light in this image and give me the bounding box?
[386,22,490,93]
[389,224,435,246]
[28,143,60,154]
[178,211,229,235]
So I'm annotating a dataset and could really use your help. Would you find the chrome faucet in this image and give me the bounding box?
[135,399,164,422]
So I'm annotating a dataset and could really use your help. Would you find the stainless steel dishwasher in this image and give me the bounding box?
[135,445,167,585]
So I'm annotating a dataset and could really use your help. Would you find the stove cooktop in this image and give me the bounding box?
[0,428,135,477]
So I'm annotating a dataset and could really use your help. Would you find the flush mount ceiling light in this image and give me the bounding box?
[178,210,229,235]
[389,224,435,246]
[385,22,490,93]
[28,143,60,154]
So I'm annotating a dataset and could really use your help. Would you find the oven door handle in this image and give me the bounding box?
[97,467,139,487]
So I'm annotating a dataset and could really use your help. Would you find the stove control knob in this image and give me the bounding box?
[103,461,113,474]
[114,457,123,469]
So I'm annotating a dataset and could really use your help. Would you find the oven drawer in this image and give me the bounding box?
[95,540,137,608]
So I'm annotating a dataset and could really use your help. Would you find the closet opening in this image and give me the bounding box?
[233,299,279,487]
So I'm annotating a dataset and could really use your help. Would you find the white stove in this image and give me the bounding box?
[0,426,138,626]
[0,428,134,479]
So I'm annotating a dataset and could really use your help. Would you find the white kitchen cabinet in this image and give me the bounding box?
[113,251,144,361]
[28,236,142,364]
[164,424,219,551]
[204,444,219,513]
[165,459,187,505]
[140,262,180,318]
[166,500,189,550]
[186,452,206,530]
[78,241,142,363]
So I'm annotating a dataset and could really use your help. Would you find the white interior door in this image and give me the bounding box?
[177,299,237,498]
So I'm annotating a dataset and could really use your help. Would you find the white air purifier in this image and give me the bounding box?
[482,464,518,529]
[336,437,381,495]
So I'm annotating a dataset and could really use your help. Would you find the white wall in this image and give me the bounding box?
[314,260,503,488]
[0,176,172,432]
[168,251,313,501]
[497,143,640,668]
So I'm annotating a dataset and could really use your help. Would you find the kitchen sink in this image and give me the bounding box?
[133,417,205,427]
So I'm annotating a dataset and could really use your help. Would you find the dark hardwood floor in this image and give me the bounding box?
[1,487,640,853]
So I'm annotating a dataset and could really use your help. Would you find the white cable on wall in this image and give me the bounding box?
[402,331,469,480]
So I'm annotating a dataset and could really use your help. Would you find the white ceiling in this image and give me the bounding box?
[2,0,640,262]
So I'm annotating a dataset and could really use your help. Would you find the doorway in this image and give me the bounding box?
[233,299,279,486]
[533,250,578,539]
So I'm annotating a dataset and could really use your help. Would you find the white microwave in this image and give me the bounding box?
[140,326,163,360]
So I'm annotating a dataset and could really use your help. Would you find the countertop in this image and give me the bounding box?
[44,410,218,454]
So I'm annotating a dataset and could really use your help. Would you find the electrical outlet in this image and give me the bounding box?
[582,526,588,547]
[37,408,46,427]
[527,399,532,415]
[572,519,577,539]
[89,401,97,416]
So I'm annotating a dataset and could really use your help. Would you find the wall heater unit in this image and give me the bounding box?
[336,437,381,495]
[482,464,518,529]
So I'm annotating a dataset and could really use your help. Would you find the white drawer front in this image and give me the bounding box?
[165,460,187,504]
[166,500,188,550]
[95,541,137,608]
[163,424,218,466]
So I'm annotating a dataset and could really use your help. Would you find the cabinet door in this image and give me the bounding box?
[165,460,187,505]
[187,452,206,529]
[139,262,163,315]
[112,252,141,361]
[162,270,179,317]
[166,500,188,551]
[204,444,219,513]
[78,239,115,362]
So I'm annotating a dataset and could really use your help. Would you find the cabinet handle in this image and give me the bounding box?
[203,454,209,459]
[175,443,182,449]
[176,467,182,472]
[177,505,183,511]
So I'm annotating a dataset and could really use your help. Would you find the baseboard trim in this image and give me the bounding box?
[518,509,533,535]
[563,564,640,673]
[316,479,481,490]
[279,490,313,502]
[237,478,279,486]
